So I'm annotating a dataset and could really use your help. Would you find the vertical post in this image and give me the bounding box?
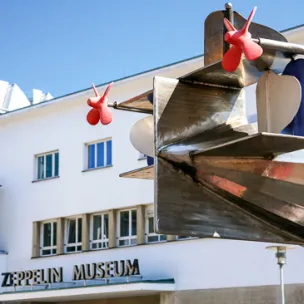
[266,245,295,304]
[280,264,285,304]
[224,3,234,54]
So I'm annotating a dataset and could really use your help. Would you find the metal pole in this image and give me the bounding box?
[280,264,285,304]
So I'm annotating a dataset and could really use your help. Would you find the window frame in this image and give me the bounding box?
[117,209,137,247]
[145,205,167,243]
[90,212,109,250]
[85,138,112,170]
[64,216,82,253]
[40,220,57,256]
[35,150,59,180]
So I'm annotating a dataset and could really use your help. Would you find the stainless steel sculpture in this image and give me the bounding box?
[89,3,304,244]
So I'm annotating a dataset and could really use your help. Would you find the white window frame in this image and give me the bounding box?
[90,213,109,250]
[65,216,82,253]
[35,150,59,180]
[40,220,57,256]
[117,209,137,247]
[85,138,112,170]
[145,205,167,243]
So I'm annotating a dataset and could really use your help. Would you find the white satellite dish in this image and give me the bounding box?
[256,70,302,133]
[130,116,154,157]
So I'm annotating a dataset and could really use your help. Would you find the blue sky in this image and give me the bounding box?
[1,0,304,98]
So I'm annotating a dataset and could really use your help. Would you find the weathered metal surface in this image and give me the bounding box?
[119,165,154,179]
[193,133,304,157]
[154,158,303,243]
[154,76,247,151]
[153,71,304,244]
[116,90,153,113]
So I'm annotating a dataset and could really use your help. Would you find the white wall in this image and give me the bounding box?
[0,26,304,296]
[0,56,204,279]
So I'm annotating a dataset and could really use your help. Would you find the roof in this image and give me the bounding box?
[1,23,304,118]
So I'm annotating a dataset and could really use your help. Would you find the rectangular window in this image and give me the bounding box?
[40,220,57,256]
[90,213,109,250]
[65,217,82,253]
[117,209,137,247]
[177,236,197,240]
[36,151,59,180]
[87,139,112,169]
[145,207,166,243]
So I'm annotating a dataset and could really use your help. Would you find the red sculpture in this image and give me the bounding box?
[222,7,263,72]
[87,82,113,126]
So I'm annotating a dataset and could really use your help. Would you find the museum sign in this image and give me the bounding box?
[1,258,140,287]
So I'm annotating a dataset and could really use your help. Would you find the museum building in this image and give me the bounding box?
[0,24,303,304]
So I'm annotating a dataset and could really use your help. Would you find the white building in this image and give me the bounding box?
[0,24,304,304]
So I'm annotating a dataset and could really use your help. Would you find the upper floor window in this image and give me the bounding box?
[36,151,59,180]
[117,209,137,247]
[65,217,82,253]
[86,138,112,170]
[90,213,109,250]
[40,220,57,256]
[145,206,166,243]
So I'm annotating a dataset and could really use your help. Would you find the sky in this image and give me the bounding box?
[1,0,304,99]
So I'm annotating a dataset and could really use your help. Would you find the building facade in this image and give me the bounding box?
[0,25,304,304]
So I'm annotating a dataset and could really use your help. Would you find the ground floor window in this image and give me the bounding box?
[145,207,166,243]
[117,209,137,246]
[65,217,82,252]
[90,213,109,249]
[40,220,57,256]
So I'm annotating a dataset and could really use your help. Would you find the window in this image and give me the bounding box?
[36,151,59,180]
[65,217,82,253]
[145,207,166,243]
[177,236,197,240]
[40,221,57,256]
[90,213,109,249]
[87,139,112,169]
[117,209,137,246]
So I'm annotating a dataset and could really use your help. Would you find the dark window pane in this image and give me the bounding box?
[93,216,101,240]
[104,214,109,238]
[54,153,59,176]
[97,142,105,167]
[42,249,51,255]
[148,235,159,243]
[43,223,51,247]
[119,239,129,246]
[88,144,95,169]
[92,243,101,249]
[120,211,129,237]
[52,249,57,254]
[160,235,167,241]
[106,140,112,166]
[37,156,44,179]
[53,222,57,246]
[148,217,154,234]
[67,246,75,252]
[67,220,76,244]
[77,245,82,251]
[46,154,53,178]
[77,218,82,243]
[131,210,137,236]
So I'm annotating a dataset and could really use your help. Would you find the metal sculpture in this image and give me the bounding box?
[86,3,304,245]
